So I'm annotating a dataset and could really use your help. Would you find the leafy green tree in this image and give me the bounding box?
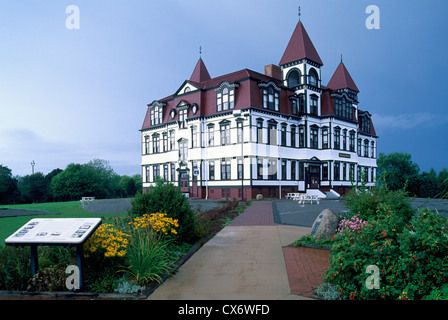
[0,165,20,204]
[18,172,49,203]
[377,152,420,193]
[50,163,97,201]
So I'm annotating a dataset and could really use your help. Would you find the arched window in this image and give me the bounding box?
[308,69,319,87]
[287,69,301,88]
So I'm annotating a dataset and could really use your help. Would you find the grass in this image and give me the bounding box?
[0,201,128,246]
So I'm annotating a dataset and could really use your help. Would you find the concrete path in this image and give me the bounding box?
[148,201,313,300]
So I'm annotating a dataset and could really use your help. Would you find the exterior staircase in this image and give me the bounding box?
[306,189,340,199]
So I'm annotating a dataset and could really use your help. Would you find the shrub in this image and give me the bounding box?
[0,246,30,291]
[128,178,198,244]
[326,208,448,300]
[343,185,414,222]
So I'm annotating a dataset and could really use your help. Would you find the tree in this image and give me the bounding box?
[85,159,120,199]
[377,152,420,193]
[18,172,49,203]
[0,165,19,204]
[50,163,97,201]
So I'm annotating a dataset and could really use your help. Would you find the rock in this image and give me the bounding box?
[256,194,263,200]
[311,208,339,241]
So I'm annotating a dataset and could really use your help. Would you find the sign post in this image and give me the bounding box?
[5,218,102,289]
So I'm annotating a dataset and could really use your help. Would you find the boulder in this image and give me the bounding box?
[256,194,264,200]
[311,208,339,241]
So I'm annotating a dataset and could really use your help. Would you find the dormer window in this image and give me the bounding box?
[360,113,371,133]
[149,102,165,126]
[259,82,281,111]
[216,82,238,112]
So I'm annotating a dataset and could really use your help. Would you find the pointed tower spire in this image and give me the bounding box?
[279,20,323,66]
[327,61,359,92]
[189,57,211,83]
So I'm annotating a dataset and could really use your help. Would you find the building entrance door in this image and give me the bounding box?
[309,165,320,189]
[179,172,189,194]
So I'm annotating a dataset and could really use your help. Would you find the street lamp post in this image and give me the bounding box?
[31,161,35,203]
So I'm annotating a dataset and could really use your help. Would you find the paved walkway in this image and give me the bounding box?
[148,200,330,300]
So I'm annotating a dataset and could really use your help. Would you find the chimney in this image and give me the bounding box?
[264,64,282,81]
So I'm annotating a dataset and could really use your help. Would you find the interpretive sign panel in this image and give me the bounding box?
[5,218,102,246]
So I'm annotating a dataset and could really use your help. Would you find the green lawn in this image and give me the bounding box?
[0,201,127,245]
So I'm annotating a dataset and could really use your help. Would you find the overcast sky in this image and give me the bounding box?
[1,0,447,177]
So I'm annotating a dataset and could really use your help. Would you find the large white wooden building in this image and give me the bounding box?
[140,19,378,200]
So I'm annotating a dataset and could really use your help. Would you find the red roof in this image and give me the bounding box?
[279,21,323,66]
[327,62,359,93]
[189,58,211,83]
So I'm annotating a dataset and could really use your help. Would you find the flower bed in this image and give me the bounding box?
[319,186,448,300]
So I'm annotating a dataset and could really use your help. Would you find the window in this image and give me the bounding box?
[282,160,287,180]
[357,139,362,156]
[343,129,347,151]
[334,162,340,181]
[291,125,296,147]
[299,125,305,148]
[178,109,188,129]
[310,126,318,149]
[361,114,371,133]
[349,131,355,152]
[163,164,168,181]
[237,121,243,143]
[262,86,279,111]
[220,122,230,145]
[334,127,341,150]
[153,164,160,182]
[179,140,188,161]
[364,140,369,157]
[349,164,355,181]
[191,126,198,148]
[310,96,318,115]
[335,97,353,120]
[144,136,150,154]
[342,163,347,181]
[299,162,305,180]
[322,128,329,149]
[170,130,175,150]
[309,69,318,87]
[267,121,277,145]
[145,166,150,182]
[291,160,296,180]
[287,69,301,88]
[222,188,231,199]
[209,161,215,180]
[281,124,287,146]
[238,158,243,180]
[256,120,263,144]
[171,163,175,181]
[291,98,298,114]
[163,133,168,152]
[150,105,163,126]
[257,158,263,180]
[322,163,328,181]
[153,134,160,153]
[221,159,231,180]
[298,95,305,113]
[268,159,277,180]
[208,125,215,146]
[217,87,235,111]
[371,141,375,158]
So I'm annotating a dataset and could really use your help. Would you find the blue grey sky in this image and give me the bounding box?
[1,0,447,176]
